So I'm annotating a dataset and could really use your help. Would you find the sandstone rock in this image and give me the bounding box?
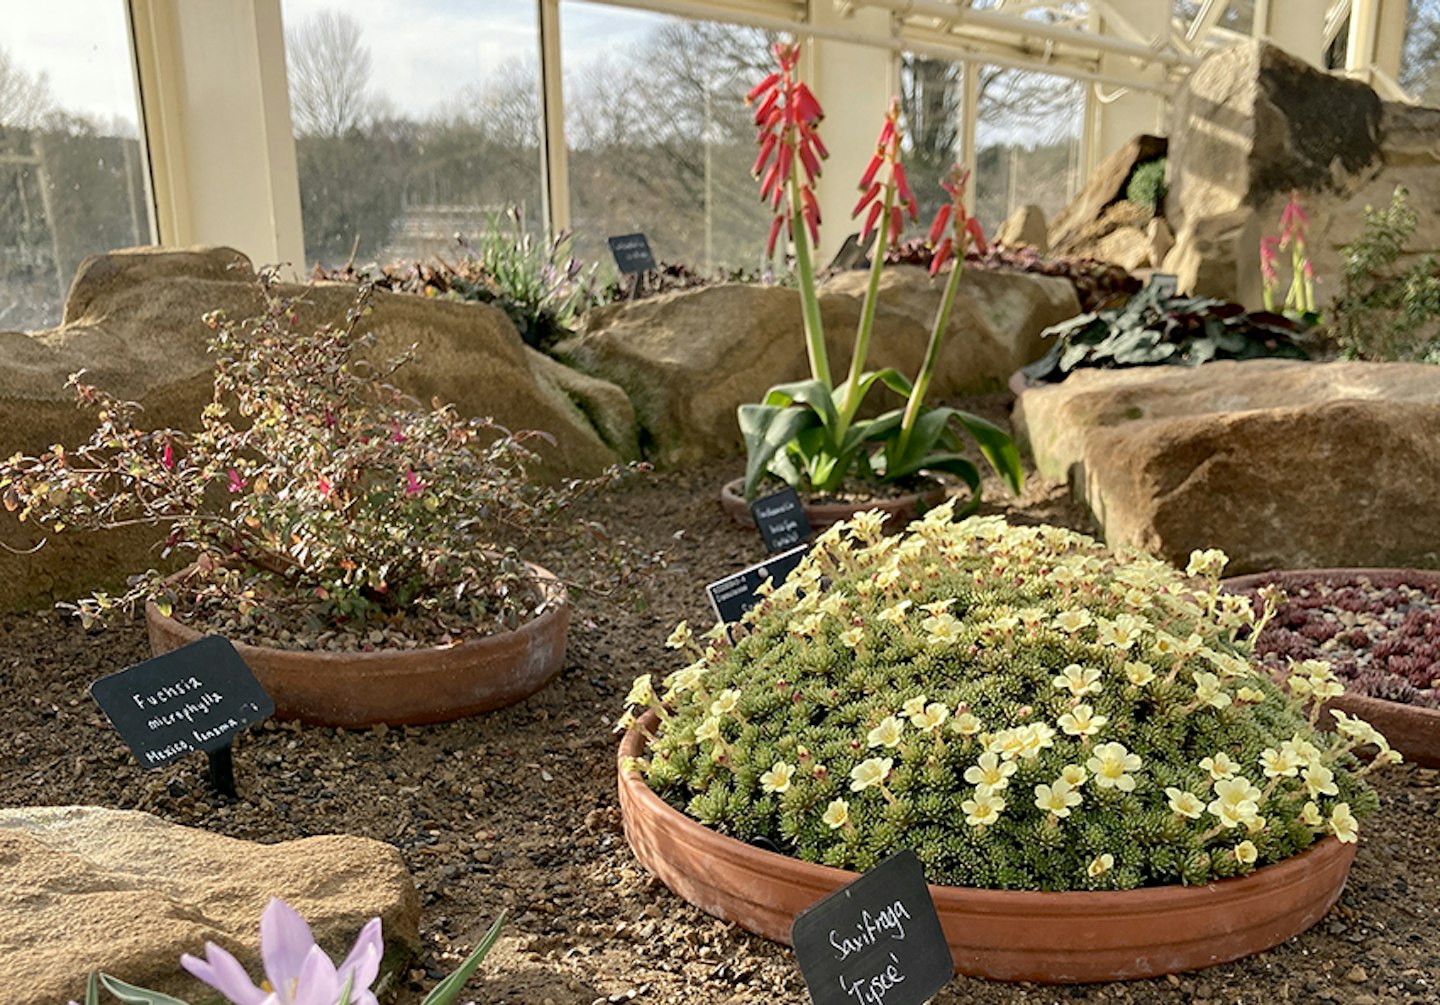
[1147,217,1175,267]
[558,266,1080,468]
[1014,360,1440,573]
[1050,135,1166,254]
[994,204,1049,252]
[0,805,420,1005]
[0,246,637,613]
[1162,40,1440,307]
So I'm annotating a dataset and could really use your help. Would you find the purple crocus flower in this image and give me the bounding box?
[181,899,383,1005]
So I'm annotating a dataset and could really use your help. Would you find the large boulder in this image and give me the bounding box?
[1163,40,1440,308]
[558,265,1080,468]
[1014,360,1440,573]
[0,805,419,1005]
[0,246,639,613]
[1049,135,1166,257]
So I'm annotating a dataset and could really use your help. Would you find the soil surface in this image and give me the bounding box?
[3,395,1438,1005]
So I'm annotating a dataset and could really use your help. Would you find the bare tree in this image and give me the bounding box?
[0,45,54,129]
[285,9,376,137]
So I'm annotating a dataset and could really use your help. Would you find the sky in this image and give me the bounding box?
[3,0,655,129]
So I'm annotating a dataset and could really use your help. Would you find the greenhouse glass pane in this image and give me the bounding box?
[973,68,1084,237]
[1,2,151,332]
[280,0,544,271]
[559,0,775,279]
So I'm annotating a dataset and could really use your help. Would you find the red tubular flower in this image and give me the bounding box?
[929,237,954,277]
[861,201,884,242]
[747,41,828,253]
[226,468,246,493]
[965,216,988,254]
[766,214,785,257]
[852,181,881,218]
[746,71,780,103]
[857,154,883,192]
[1259,235,1280,287]
[927,204,952,246]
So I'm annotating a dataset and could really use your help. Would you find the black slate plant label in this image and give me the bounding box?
[751,486,812,553]
[706,543,808,626]
[90,635,274,770]
[791,849,953,1005]
[607,232,657,274]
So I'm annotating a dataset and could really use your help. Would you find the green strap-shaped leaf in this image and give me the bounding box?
[760,379,840,436]
[738,403,820,498]
[97,975,192,1005]
[421,911,507,1005]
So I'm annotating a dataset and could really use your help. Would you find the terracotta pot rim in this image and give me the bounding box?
[145,562,567,661]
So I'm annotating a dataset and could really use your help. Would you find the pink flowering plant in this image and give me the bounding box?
[86,897,503,1005]
[739,42,1021,503]
[1259,190,1318,321]
[0,271,638,647]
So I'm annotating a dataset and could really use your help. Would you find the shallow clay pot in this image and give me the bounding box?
[719,477,948,532]
[618,714,1356,984]
[1222,568,1440,769]
[145,566,568,728]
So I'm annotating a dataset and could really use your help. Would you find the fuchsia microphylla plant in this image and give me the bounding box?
[1260,190,1317,318]
[739,41,1021,504]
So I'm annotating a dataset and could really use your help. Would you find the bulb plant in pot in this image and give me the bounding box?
[733,42,1022,523]
[0,271,641,727]
[617,508,1400,982]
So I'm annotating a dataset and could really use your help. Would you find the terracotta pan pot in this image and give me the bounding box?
[618,714,1356,984]
[719,477,947,532]
[1222,568,1440,769]
[146,564,567,728]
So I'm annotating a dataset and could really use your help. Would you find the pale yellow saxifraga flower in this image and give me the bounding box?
[1300,801,1324,827]
[1087,853,1114,878]
[1086,742,1142,791]
[613,710,636,734]
[950,711,983,737]
[1095,613,1146,650]
[709,688,742,717]
[1060,763,1089,787]
[989,614,1020,634]
[625,674,654,708]
[1124,661,1157,687]
[962,790,1006,828]
[1015,723,1057,760]
[1034,779,1083,817]
[1236,686,1266,703]
[849,757,893,792]
[875,567,902,591]
[1259,746,1302,778]
[1331,710,1387,749]
[790,612,825,638]
[1209,651,1251,679]
[963,751,1017,791]
[1053,663,1103,698]
[1303,763,1339,798]
[1200,752,1240,781]
[760,761,796,794]
[1048,564,1080,586]
[694,717,722,743]
[912,702,949,733]
[664,662,705,696]
[1285,735,1324,769]
[921,598,956,615]
[848,509,887,541]
[1058,703,1107,737]
[867,716,905,749]
[1193,671,1232,710]
[1151,631,1185,658]
[1165,787,1205,819]
[1329,802,1359,843]
[754,576,775,598]
[923,613,963,645]
[1186,548,1229,578]
[987,727,1026,761]
[819,591,849,619]
[1234,840,1258,866]
[823,798,850,829]
[902,695,927,721]
[1054,609,1093,634]
[1208,775,1262,829]
[877,600,912,624]
[665,621,694,649]
[839,626,865,649]
[1123,587,1150,610]
[1016,607,1046,629]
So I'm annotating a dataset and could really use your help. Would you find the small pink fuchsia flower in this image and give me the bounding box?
[227,468,246,493]
[748,41,827,256]
[181,897,383,1005]
[317,475,332,499]
[404,470,425,497]
[853,98,919,247]
[161,441,174,471]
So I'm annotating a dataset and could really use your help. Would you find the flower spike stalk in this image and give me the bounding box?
[748,41,830,387]
[896,165,985,458]
[841,97,918,429]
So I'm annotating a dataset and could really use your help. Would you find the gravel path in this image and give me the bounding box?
[3,413,1438,1005]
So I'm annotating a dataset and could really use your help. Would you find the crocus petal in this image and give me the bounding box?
[289,945,341,1005]
[182,944,270,1005]
[335,918,383,1005]
[260,899,319,998]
